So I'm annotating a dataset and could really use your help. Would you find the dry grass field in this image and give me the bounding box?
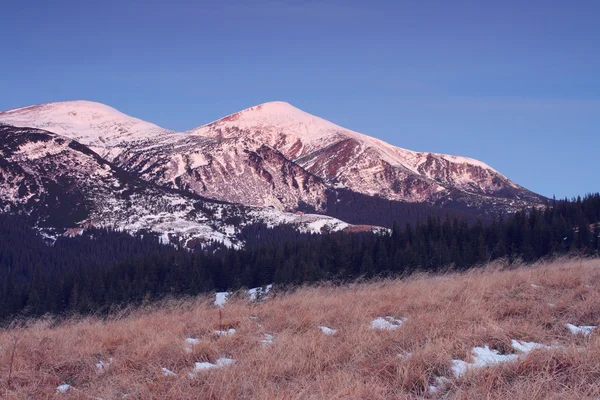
[1,257,600,399]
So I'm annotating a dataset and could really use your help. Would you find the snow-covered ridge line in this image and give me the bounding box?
[0,125,378,250]
[188,101,501,174]
[0,100,509,178]
[187,101,541,206]
[0,100,545,212]
[0,100,175,150]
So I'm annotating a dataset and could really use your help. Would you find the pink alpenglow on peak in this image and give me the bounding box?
[0,100,545,211]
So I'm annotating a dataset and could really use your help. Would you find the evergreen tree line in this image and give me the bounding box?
[1,194,599,321]
[321,188,489,227]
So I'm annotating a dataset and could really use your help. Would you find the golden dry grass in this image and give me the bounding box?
[1,257,600,399]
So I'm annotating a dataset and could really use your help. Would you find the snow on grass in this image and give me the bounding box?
[95,358,113,373]
[215,284,273,307]
[451,346,519,377]
[188,358,235,377]
[511,339,551,353]
[248,284,273,301]
[259,333,274,346]
[56,384,73,393]
[162,367,177,377]
[450,340,554,380]
[215,292,229,307]
[215,328,236,337]
[318,326,337,335]
[450,359,470,377]
[429,338,556,392]
[565,323,597,337]
[215,357,235,367]
[428,377,450,393]
[189,362,216,376]
[370,316,406,330]
[184,337,200,353]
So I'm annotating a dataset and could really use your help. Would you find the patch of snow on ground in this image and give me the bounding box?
[162,368,177,377]
[215,292,230,307]
[184,337,200,353]
[248,284,272,301]
[452,346,518,377]
[189,362,216,376]
[95,358,113,373]
[215,285,273,307]
[450,359,470,377]
[215,357,235,367]
[188,358,235,377]
[57,384,73,393]
[318,326,337,335]
[431,340,554,392]
[511,339,551,353]
[215,328,236,336]
[428,377,450,393]
[565,323,597,337]
[260,333,274,346]
[370,316,406,330]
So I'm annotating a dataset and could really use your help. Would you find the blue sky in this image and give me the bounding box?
[1,0,598,198]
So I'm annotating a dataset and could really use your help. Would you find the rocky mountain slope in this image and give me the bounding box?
[113,135,328,210]
[0,102,328,211]
[0,100,546,218]
[0,124,357,248]
[191,101,544,207]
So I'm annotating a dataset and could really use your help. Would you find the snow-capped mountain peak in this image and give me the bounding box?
[191,101,500,174]
[0,100,545,214]
[189,101,364,159]
[0,100,173,150]
[188,101,532,203]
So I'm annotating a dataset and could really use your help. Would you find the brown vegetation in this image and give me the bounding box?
[1,258,600,399]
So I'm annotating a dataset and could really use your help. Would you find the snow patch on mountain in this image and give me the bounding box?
[0,125,374,249]
[0,100,174,153]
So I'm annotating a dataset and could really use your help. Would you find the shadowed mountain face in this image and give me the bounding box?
[0,124,361,248]
[0,100,546,218]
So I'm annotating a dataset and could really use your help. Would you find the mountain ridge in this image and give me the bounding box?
[0,124,364,248]
[0,100,546,215]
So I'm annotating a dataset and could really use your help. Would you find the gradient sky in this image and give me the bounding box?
[1,0,598,199]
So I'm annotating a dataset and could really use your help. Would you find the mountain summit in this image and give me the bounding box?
[0,100,545,214]
[190,101,543,206]
[0,101,173,147]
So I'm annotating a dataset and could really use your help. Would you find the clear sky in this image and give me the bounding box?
[1,0,598,199]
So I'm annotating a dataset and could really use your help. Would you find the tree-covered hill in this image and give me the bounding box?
[1,194,599,320]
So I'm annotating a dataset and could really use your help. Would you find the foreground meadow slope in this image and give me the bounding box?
[2,258,600,399]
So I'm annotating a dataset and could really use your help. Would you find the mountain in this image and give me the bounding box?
[0,101,329,211]
[0,101,174,160]
[0,100,546,219]
[190,101,545,208]
[113,135,328,210]
[0,124,360,248]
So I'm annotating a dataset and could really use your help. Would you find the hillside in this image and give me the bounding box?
[1,258,599,399]
[1,194,598,320]
[0,124,363,248]
[0,100,545,216]
[190,101,545,209]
